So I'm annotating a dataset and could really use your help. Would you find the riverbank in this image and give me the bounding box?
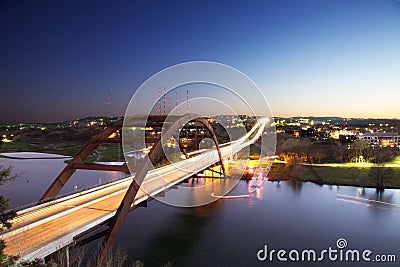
[3,146,400,190]
[0,152,72,160]
[268,162,400,189]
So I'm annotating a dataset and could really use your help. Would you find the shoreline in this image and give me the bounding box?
[266,176,400,190]
[0,152,72,160]
[267,162,400,190]
[2,151,400,190]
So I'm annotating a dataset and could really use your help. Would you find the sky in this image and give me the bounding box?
[0,0,400,123]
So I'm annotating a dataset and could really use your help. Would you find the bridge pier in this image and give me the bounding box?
[65,246,70,267]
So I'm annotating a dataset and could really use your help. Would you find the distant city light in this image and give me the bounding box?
[2,137,12,143]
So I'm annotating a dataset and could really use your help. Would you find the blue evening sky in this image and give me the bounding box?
[1,0,399,122]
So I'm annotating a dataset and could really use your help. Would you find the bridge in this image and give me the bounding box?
[0,116,269,262]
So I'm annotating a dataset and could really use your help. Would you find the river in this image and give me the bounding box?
[0,153,399,266]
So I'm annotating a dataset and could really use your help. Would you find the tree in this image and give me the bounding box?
[0,165,17,265]
[368,148,396,190]
[369,163,394,190]
[370,147,396,164]
[345,140,371,162]
[276,136,314,163]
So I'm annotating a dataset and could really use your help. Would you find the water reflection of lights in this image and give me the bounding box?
[211,192,249,199]
[248,185,263,199]
[337,193,400,208]
[336,198,389,210]
[249,169,267,206]
[186,168,268,201]
[255,188,261,199]
[247,183,264,208]
[247,167,254,174]
[248,171,266,192]
[356,188,365,196]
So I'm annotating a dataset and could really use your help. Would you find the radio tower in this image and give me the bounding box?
[186,89,189,114]
[168,95,171,114]
[175,91,178,115]
[163,84,166,115]
[158,87,161,116]
[107,88,112,118]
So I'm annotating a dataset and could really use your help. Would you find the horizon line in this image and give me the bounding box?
[1,114,400,125]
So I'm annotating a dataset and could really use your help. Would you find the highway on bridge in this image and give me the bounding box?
[0,118,269,261]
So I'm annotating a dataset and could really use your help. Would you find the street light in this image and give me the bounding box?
[2,135,12,143]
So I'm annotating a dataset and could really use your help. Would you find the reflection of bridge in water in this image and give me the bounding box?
[0,116,269,262]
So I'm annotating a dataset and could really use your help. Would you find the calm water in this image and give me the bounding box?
[1,154,399,266]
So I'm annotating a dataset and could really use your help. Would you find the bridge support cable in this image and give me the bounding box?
[39,120,124,203]
[191,117,226,175]
[204,166,225,177]
[99,115,226,259]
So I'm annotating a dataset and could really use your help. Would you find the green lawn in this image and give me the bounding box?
[269,162,400,189]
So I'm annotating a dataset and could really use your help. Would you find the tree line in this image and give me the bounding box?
[276,133,399,164]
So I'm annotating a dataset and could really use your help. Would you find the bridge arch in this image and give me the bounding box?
[40,116,225,204]
[99,114,226,258]
[37,115,226,260]
[39,120,125,203]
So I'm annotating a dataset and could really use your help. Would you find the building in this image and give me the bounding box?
[357,132,400,148]
[339,134,357,143]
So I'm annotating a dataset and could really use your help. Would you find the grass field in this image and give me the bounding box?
[269,162,400,189]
